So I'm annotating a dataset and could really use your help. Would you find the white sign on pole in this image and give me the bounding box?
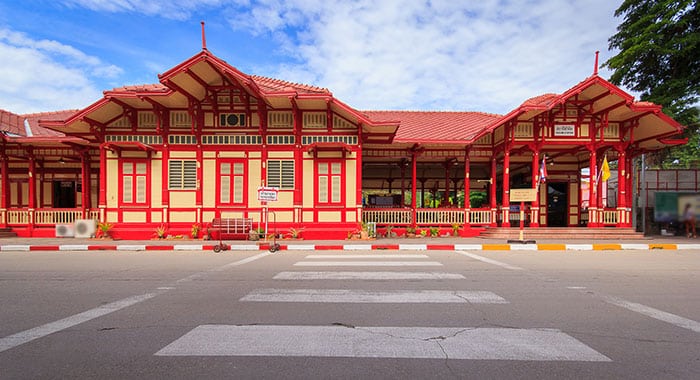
[257,187,279,202]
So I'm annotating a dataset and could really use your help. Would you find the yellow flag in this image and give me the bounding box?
[601,156,611,182]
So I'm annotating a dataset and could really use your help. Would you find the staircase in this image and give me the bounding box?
[0,228,17,238]
[478,227,646,240]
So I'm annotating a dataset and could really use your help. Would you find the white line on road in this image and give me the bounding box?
[305,254,429,259]
[604,296,700,333]
[455,251,525,271]
[155,325,611,361]
[240,289,508,303]
[294,261,443,267]
[273,271,466,280]
[0,292,161,353]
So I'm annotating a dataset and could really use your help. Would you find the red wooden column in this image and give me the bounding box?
[356,146,363,223]
[588,149,598,227]
[80,152,90,219]
[501,150,511,227]
[411,152,418,229]
[489,156,497,227]
[98,144,107,222]
[530,150,540,227]
[28,152,36,234]
[463,148,471,227]
[616,150,629,227]
[1,154,8,227]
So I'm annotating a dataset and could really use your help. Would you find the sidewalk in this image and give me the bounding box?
[1,235,699,252]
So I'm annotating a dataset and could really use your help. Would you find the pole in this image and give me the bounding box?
[519,201,525,241]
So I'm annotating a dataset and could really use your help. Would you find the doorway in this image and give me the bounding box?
[53,181,76,208]
[547,182,568,227]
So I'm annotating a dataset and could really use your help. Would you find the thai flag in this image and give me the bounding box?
[539,155,547,183]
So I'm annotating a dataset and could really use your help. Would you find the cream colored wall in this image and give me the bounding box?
[170,192,196,207]
[202,158,216,208]
[303,155,314,208]
[123,211,146,223]
[248,159,263,207]
[318,211,341,222]
[346,154,357,206]
[170,211,196,222]
[106,155,118,208]
[151,154,162,207]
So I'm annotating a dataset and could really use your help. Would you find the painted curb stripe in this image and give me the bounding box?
[649,244,676,250]
[566,244,593,251]
[592,244,622,250]
[482,244,510,251]
[538,244,567,250]
[286,244,315,251]
[343,244,372,250]
[145,245,173,250]
[509,244,538,251]
[426,244,454,250]
[88,245,117,250]
[314,245,344,250]
[116,245,146,251]
[30,245,59,251]
[0,245,30,251]
[372,244,400,250]
[454,244,483,250]
[398,244,427,250]
[58,245,88,251]
[676,243,700,249]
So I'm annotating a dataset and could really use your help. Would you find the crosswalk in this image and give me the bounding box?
[156,251,611,362]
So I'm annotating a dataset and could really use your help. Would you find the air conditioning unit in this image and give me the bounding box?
[74,219,97,238]
[220,113,246,127]
[55,224,74,238]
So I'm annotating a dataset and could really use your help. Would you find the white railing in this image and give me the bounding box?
[416,209,464,225]
[34,209,83,224]
[7,209,29,224]
[602,209,618,225]
[468,209,492,225]
[362,208,412,225]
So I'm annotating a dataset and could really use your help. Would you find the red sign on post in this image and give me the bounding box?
[257,186,279,202]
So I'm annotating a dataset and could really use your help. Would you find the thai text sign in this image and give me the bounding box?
[257,186,279,202]
[509,188,537,202]
[554,124,575,137]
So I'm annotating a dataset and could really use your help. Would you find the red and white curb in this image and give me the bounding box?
[1,243,700,252]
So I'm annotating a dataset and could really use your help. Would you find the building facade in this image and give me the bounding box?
[0,49,686,239]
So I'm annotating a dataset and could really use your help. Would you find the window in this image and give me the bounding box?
[317,161,343,204]
[122,161,148,205]
[169,160,197,189]
[267,160,294,189]
[218,160,246,205]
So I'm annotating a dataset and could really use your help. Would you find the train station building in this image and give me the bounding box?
[0,47,686,239]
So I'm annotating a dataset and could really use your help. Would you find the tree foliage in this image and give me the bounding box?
[605,0,700,167]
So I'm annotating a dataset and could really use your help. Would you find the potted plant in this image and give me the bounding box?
[405,226,416,238]
[451,223,461,236]
[96,222,114,239]
[288,227,304,240]
[429,226,439,237]
[385,225,397,238]
[154,224,167,239]
[191,223,201,239]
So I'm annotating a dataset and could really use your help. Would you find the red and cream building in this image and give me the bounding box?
[0,48,686,239]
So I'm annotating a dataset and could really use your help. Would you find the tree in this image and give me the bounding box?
[605,0,700,167]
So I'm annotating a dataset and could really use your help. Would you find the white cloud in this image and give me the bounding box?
[228,0,624,113]
[0,28,122,113]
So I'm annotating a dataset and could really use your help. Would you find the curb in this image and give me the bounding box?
[2,243,700,252]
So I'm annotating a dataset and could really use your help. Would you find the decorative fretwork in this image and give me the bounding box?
[168,135,198,145]
[303,112,327,129]
[201,135,262,145]
[333,115,356,129]
[170,111,191,128]
[138,112,157,129]
[302,135,358,145]
[105,135,163,145]
[266,135,296,145]
[268,111,293,128]
[109,116,130,128]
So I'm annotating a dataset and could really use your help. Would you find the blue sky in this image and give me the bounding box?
[0,0,625,115]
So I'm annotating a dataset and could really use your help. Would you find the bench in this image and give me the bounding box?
[210,218,253,240]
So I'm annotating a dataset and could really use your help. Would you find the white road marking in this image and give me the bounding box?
[155,325,611,361]
[455,251,524,271]
[0,251,270,352]
[604,296,700,333]
[567,286,587,290]
[294,261,443,267]
[305,254,429,259]
[273,271,466,280]
[240,289,507,303]
[0,292,161,353]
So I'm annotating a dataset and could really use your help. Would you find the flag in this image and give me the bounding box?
[539,155,547,183]
[601,156,610,182]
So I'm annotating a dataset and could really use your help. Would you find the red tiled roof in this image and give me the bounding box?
[363,110,502,143]
[520,93,558,108]
[250,75,330,95]
[0,109,77,138]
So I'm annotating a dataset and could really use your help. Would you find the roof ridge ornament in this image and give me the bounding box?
[594,50,599,76]
[201,21,207,51]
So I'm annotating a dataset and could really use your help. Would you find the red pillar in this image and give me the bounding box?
[588,149,598,227]
[502,150,511,227]
[489,156,497,227]
[99,145,107,222]
[411,153,417,228]
[356,146,363,221]
[617,150,628,227]
[28,154,36,235]
[531,150,540,227]
[1,154,7,227]
[81,152,90,219]
[463,149,470,227]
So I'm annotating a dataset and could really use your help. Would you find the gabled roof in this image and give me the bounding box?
[251,75,330,95]
[0,109,76,138]
[363,110,501,143]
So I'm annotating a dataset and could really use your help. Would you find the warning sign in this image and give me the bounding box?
[257,187,279,202]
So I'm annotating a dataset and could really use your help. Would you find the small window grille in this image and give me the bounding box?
[168,160,197,189]
[267,160,294,189]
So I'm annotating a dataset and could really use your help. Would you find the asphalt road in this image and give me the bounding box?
[0,249,698,379]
